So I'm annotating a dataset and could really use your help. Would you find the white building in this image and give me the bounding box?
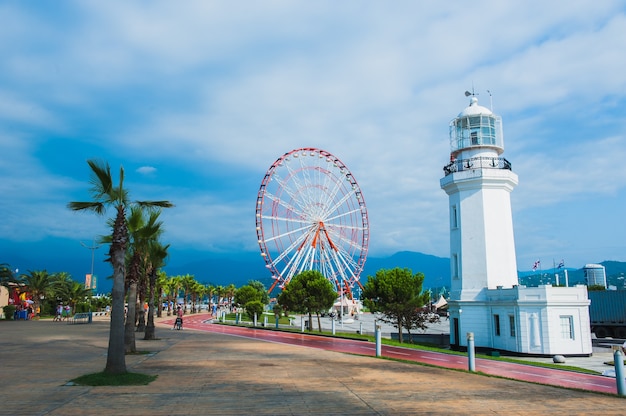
[440,95,592,356]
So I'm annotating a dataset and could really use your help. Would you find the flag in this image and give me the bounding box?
[532,260,540,271]
[557,259,565,269]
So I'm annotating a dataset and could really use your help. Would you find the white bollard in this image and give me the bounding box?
[375,325,382,357]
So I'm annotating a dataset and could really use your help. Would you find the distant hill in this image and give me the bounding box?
[518,260,626,289]
[361,251,451,290]
[4,235,622,294]
[162,250,452,294]
[165,253,626,292]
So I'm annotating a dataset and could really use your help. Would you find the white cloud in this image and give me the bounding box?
[136,166,157,175]
[0,1,625,272]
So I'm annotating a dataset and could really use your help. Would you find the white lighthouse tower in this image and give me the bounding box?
[441,95,519,298]
[440,94,592,356]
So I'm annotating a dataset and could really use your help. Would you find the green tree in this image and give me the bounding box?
[362,267,432,343]
[122,207,165,352]
[1,263,17,288]
[277,270,336,332]
[63,281,94,313]
[215,285,226,305]
[144,241,169,340]
[234,285,263,308]
[225,283,237,307]
[167,275,183,315]
[247,280,270,304]
[68,159,173,375]
[180,274,196,314]
[155,270,169,318]
[245,300,264,321]
[19,270,53,317]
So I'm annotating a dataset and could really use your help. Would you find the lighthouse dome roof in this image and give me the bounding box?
[458,96,492,117]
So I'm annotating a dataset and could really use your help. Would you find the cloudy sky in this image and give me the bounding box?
[1,1,625,285]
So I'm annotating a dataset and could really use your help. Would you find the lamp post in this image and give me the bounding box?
[81,238,101,289]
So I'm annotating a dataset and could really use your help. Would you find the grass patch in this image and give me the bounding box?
[70,371,157,386]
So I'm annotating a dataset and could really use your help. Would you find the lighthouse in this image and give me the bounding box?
[439,94,591,355]
[440,95,519,300]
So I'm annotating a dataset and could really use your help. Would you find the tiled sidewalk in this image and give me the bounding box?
[0,317,623,415]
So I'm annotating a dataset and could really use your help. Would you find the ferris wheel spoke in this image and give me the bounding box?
[323,206,363,224]
[281,161,319,213]
[280,245,313,284]
[325,227,365,253]
[262,222,312,244]
[329,248,356,283]
[264,189,309,220]
[269,227,315,267]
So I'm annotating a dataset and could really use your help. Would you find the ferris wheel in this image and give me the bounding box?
[256,147,369,294]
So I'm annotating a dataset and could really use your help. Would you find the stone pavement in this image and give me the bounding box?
[0,316,624,416]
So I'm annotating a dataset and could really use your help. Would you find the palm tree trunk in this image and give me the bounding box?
[144,270,157,340]
[104,212,128,374]
[136,275,147,332]
[124,280,138,353]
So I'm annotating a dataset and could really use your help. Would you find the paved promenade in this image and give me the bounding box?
[0,316,624,415]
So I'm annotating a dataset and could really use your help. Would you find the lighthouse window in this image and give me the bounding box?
[452,254,459,279]
[481,126,496,144]
[560,316,574,339]
[509,315,516,337]
[451,205,458,229]
[493,314,501,336]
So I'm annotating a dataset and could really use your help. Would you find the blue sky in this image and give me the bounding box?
[1,1,625,288]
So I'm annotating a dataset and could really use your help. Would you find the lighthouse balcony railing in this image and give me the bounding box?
[443,157,512,176]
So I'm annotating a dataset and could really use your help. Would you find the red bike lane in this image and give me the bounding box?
[167,316,619,395]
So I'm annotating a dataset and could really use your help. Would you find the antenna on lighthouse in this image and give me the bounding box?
[465,84,478,97]
[487,90,493,111]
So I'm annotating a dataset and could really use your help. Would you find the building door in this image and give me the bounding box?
[453,317,460,348]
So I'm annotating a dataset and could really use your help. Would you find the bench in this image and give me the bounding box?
[69,312,91,324]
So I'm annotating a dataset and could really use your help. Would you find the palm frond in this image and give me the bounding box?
[87,159,113,198]
[67,201,105,214]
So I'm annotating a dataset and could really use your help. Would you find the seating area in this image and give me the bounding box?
[69,312,91,324]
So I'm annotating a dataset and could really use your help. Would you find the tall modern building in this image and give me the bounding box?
[583,264,607,288]
[440,95,592,356]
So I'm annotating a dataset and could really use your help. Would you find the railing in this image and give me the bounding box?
[443,157,512,176]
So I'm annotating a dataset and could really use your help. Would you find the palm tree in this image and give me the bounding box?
[19,270,53,318]
[68,159,173,375]
[124,207,164,352]
[191,281,205,314]
[144,241,169,340]
[216,285,226,306]
[168,275,183,314]
[1,263,18,288]
[155,270,168,318]
[59,281,93,313]
[180,274,196,314]
[226,283,237,309]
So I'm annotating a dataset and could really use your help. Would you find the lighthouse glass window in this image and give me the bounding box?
[456,115,497,147]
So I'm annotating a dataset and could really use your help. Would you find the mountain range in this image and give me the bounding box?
[3,238,624,295]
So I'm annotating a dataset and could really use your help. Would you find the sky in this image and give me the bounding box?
[1,1,625,289]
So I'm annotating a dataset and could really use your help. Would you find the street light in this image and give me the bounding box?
[81,238,101,289]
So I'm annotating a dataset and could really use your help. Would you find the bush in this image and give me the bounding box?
[3,305,16,320]
[245,300,264,320]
